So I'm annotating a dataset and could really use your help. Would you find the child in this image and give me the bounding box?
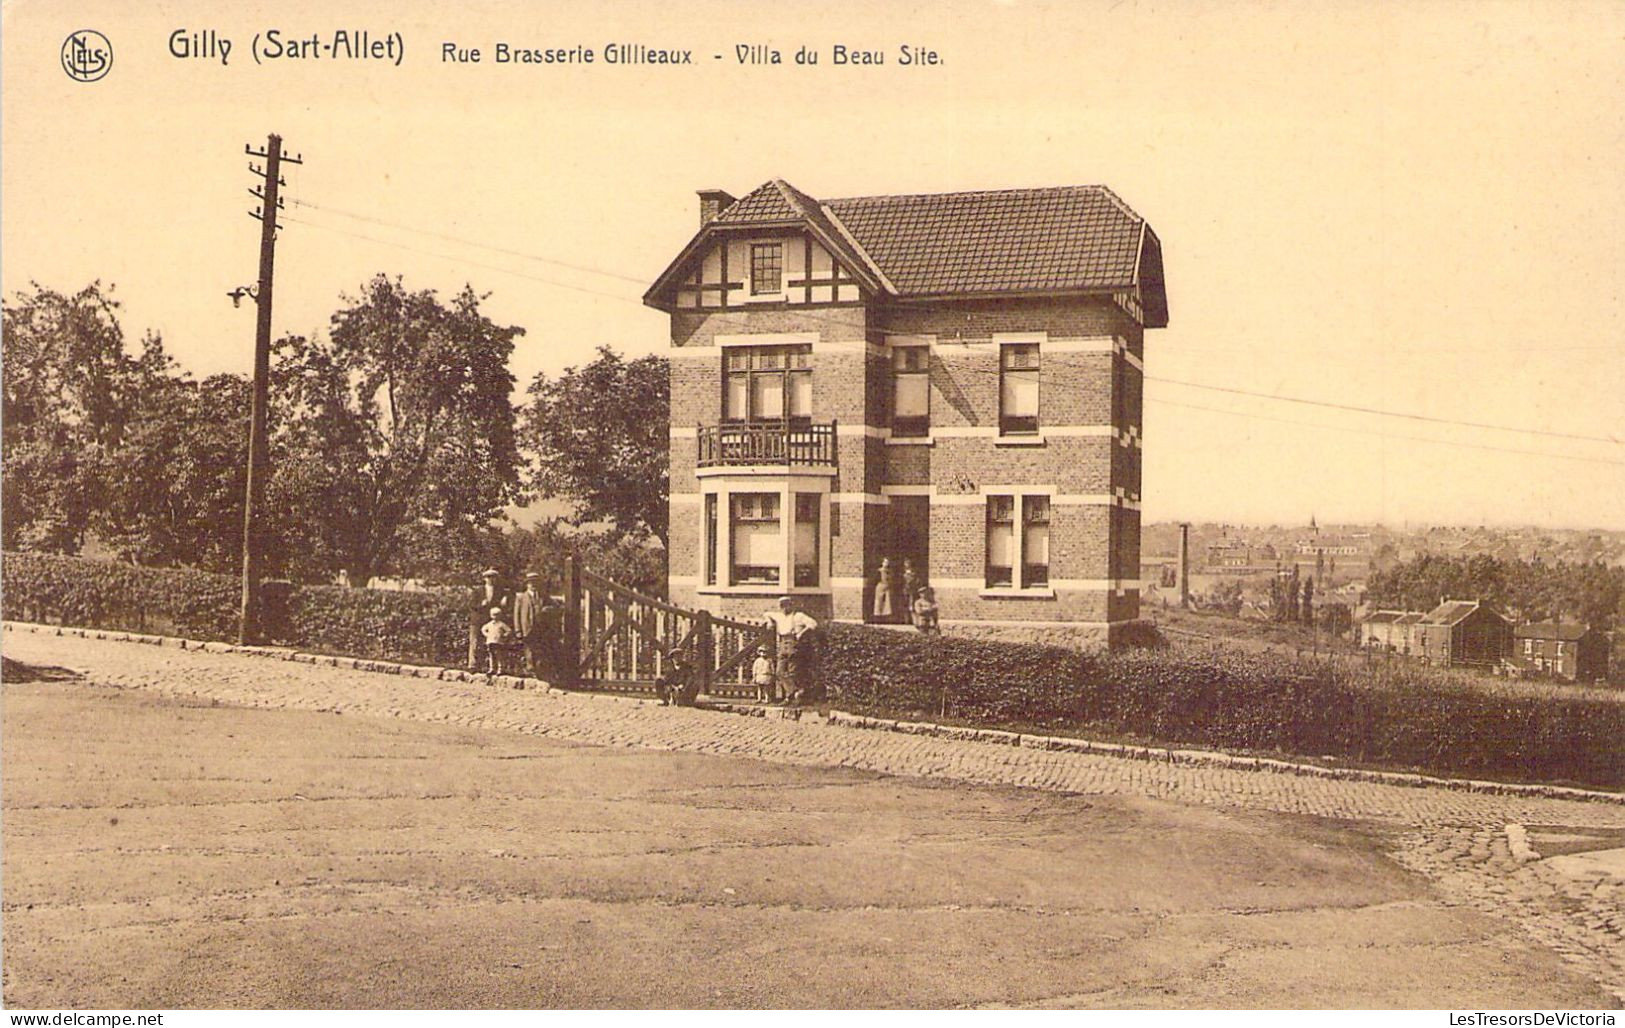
[911,586,940,635]
[658,646,697,707]
[480,606,512,674]
[751,646,774,703]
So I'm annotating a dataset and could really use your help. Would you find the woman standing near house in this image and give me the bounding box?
[872,558,896,622]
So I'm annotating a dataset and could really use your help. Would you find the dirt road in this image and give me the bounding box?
[3,649,1620,1007]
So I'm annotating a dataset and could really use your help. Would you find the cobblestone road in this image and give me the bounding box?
[6,625,1623,1000]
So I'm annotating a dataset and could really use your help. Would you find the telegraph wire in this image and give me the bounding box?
[280,214,645,304]
[285,195,1623,452]
[1149,397,1625,467]
[288,197,648,285]
[1147,375,1621,445]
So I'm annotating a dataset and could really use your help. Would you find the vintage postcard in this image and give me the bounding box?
[3,0,1622,1014]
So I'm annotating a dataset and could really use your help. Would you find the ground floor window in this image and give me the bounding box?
[794,493,821,587]
[704,482,829,591]
[731,493,781,585]
[704,494,718,586]
[986,493,1050,589]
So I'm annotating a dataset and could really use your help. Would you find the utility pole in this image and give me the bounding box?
[237,134,301,645]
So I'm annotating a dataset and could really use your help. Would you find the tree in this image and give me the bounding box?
[1301,576,1315,625]
[1320,601,1353,639]
[270,276,525,584]
[2,282,176,553]
[1207,579,1243,616]
[520,347,669,547]
[96,373,250,572]
[503,519,665,597]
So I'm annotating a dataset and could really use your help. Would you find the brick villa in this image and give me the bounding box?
[644,179,1168,644]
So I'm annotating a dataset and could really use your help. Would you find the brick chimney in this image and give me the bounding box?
[698,189,736,226]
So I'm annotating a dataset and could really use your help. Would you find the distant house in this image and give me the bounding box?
[1513,622,1609,682]
[1360,609,1417,652]
[1413,599,1513,668]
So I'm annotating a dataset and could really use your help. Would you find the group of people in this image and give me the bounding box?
[664,596,820,708]
[872,557,940,634]
[469,567,823,708]
[468,568,563,678]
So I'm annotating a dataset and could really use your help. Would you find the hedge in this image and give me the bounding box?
[2,551,242,641]
[821,623,1625,790]
[6,552,1621,789]
[2,552,466,667]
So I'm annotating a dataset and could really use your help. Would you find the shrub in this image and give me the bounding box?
[285,585,464,667]
[821,623,1625,789]
[2,551,240,641]
[2,552,464,666]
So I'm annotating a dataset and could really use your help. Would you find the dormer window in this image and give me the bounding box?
[750,243,783,295]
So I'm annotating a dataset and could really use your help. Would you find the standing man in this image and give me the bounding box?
[512,571,546,679]
[467,568,512,671]
[764,595,818,705]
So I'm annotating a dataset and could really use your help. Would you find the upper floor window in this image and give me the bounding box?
[750,243,783,295]
[724,344,812,422]
[891,345,930,437]
[1000,343,1040,435]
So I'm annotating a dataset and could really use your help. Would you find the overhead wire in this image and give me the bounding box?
[283,193,1624,462]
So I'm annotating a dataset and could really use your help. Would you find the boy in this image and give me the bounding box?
[911,586,940,635]
[657,646,698,707]
[480,606,512,675]
[751,645,774,703]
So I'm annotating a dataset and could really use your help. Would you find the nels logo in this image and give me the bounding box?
[62,29,112,82]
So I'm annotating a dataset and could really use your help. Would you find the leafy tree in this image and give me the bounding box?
[96,373,250,572]
[1319,601,1352,638]
[2,282,176,552]
[269,276,525,585]
[503,519,665,597]
[1301,576,1315,625]
[1206,579,1244,616]
[520,347,669,547]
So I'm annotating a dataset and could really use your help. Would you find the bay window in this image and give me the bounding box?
[730,493,781,585]
[699,482,830,592]
[793,493,821,587]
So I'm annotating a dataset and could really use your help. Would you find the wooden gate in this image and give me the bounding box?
[562,556,774,699]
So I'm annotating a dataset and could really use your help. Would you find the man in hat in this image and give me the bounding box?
[511,571,549,680]
[763,596,817,705]
[467,568,512,670]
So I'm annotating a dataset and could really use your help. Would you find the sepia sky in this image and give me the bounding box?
[4,0,1623,530]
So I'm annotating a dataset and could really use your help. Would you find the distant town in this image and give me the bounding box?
[1142,519,1624,682]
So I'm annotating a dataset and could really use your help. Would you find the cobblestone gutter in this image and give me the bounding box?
[7,619,1620,810]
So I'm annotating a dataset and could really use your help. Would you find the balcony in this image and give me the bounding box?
[696,420,839,469]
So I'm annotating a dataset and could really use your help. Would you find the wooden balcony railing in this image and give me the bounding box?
[696,420,839,468]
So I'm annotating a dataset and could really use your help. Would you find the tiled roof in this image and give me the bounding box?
[1515,622,1591,641]
[1362,610,1409,624]
[674,179,1165,321]
[1420,600,1495,626]
[824,186,1146,297]
[714,181,801,223]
